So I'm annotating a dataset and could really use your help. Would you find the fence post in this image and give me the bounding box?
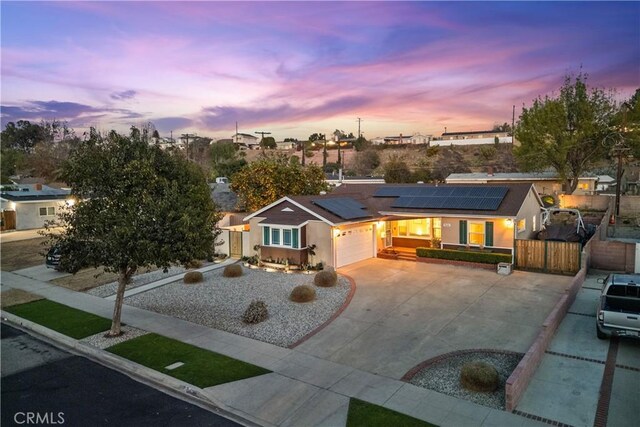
[543,240,548,272]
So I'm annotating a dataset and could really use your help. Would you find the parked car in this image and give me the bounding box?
[596,274,640,339]
[45,242,91,273]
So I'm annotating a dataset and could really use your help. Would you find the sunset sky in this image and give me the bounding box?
[1,1,638,140]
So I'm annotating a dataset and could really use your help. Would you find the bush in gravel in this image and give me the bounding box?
[314,269,338,287]
[242,300,269,324]
[460,361,499,392]
[289,285,316,303]
[223,264,243,278]
[185,260,203,269]
[183,271,204,284]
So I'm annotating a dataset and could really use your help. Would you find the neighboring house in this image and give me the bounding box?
[0,184,72,230]
[232,133,259,148]
[445,171,598,195]
[376,133,432,145]
[596,175,616,192]
[325,174,385,187]
[243,182,542,268]
[275,141,297,150]
[441,130,510,140]
[431,130,511,147]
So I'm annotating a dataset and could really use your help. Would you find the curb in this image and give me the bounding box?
[1,311,269,427]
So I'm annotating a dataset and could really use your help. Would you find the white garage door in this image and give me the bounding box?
[336,224,375,268]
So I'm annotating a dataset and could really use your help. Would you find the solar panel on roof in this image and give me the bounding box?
[389,186,508,211]
[312,197,373,220]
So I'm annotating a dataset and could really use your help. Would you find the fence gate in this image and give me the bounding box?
[515,240,581,275]
[229,231,243,258]
[1,211,16,231]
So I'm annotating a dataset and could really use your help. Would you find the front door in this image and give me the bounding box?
[229,231,243,258]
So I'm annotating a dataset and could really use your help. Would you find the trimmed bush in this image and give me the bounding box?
[183,271,204,284]
[223,264,243,278]
[416,247,511,265]
[460,361,499,392]
[290,285,316,303]
[314,269,338,287]
[242,300,268,324]
[185,260,203,269]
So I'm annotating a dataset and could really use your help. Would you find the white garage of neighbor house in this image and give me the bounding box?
[0,184,72,231]
[243,183,543,269]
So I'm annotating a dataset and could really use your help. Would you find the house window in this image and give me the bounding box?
[262,226,299,249]
[433,218,441,239]
[39,207,55,216]
[468,222,484,245]
[271,229,281,245]
[395,218,437,239]
[578,182,589,190]
[517,219,526,233]
[532,215,537,232]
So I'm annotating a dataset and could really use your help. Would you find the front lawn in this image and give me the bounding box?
[4,299,111,339]
[107,333,270,388]
[347,398,437,427]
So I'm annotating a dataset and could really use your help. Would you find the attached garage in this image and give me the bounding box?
[335,224,376,267]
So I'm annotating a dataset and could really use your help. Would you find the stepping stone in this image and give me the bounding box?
[165,362,184,370]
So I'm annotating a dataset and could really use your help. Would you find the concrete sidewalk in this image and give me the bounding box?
[1,271,543,427]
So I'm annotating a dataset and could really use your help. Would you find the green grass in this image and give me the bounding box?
[4,299,111,339]
[107,333,271,388]
[347,398,437,427]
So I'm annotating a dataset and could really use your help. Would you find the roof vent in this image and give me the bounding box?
[417,181,424,184]
[319,191,327,195]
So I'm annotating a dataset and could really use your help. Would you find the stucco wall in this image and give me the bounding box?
[516,188,543,239]
[305,220,332,267]
[13,201,66,230]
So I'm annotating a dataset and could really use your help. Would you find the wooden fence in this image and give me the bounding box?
[514,240,582,275]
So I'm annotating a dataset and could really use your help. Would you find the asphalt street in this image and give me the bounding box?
[1,324,241,427]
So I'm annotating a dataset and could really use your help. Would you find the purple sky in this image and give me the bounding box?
[1,1,638,140]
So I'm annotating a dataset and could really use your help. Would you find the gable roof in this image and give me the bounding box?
[245,183,540,226]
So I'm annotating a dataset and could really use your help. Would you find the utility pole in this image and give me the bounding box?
[511,105,516,144]
[254,131,271,147]
[611,104,632,218]
[181,133,197,161]
[356,117,362,139]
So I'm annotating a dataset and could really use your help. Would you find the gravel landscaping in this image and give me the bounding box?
[85,266,188,298]
[409,351,523,410]
[81,326,149,349]
[124,266,351,347]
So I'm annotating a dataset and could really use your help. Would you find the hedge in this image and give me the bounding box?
[416,247,512,265]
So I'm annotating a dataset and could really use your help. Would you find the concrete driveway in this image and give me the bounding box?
[295,258,573,379]
[516,272,640,427]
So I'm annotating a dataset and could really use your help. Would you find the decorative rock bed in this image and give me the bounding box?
[406,350,523,410]
[124,267,352,347]
[80,326,148,349]
[85,266,187,298]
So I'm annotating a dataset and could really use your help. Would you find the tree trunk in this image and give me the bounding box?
[108,267,133,337]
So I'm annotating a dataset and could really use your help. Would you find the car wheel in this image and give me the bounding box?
[596,324,607,340]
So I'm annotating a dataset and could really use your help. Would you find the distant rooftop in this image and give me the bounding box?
[446,172,597,182]
[0,184,71,202]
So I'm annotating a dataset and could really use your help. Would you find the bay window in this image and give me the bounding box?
[262,226,300,249]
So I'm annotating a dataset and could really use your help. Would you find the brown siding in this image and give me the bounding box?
[258,200,317,224]
[392,237,431,248]
[301,225,307,247]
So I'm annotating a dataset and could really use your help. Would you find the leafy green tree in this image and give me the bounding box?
[210,141,247,179]
[515,73,617,193]
[230,157,328,211]
[260,136,276,149]
[353,136,369,151]
[383,155,413,183]
[0,148,25,183]
[44,127,221,336]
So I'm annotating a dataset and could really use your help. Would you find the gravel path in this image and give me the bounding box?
[85,266,188,298]
[409,351,523,410]
[125,266,351,347]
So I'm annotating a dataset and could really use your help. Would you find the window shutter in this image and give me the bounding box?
[485,221,494,246]
[263,226,270,245]
[459,220,467,244]
[292,228,299,249]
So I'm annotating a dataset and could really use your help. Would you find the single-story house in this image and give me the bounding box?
[243,182,543,268]
[325,173,385,187]
[0,184,72,230]
[446,171,598,195]
[596,175,616,192]
[232,133,259,148]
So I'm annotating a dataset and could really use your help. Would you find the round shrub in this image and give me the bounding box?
[183,270,203,284]
[289,285,316,303]
[185,260,203,269]
[314,269,338,287]
[242,300,269,324]
[223,264,243,278]
[460,361,499,392]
